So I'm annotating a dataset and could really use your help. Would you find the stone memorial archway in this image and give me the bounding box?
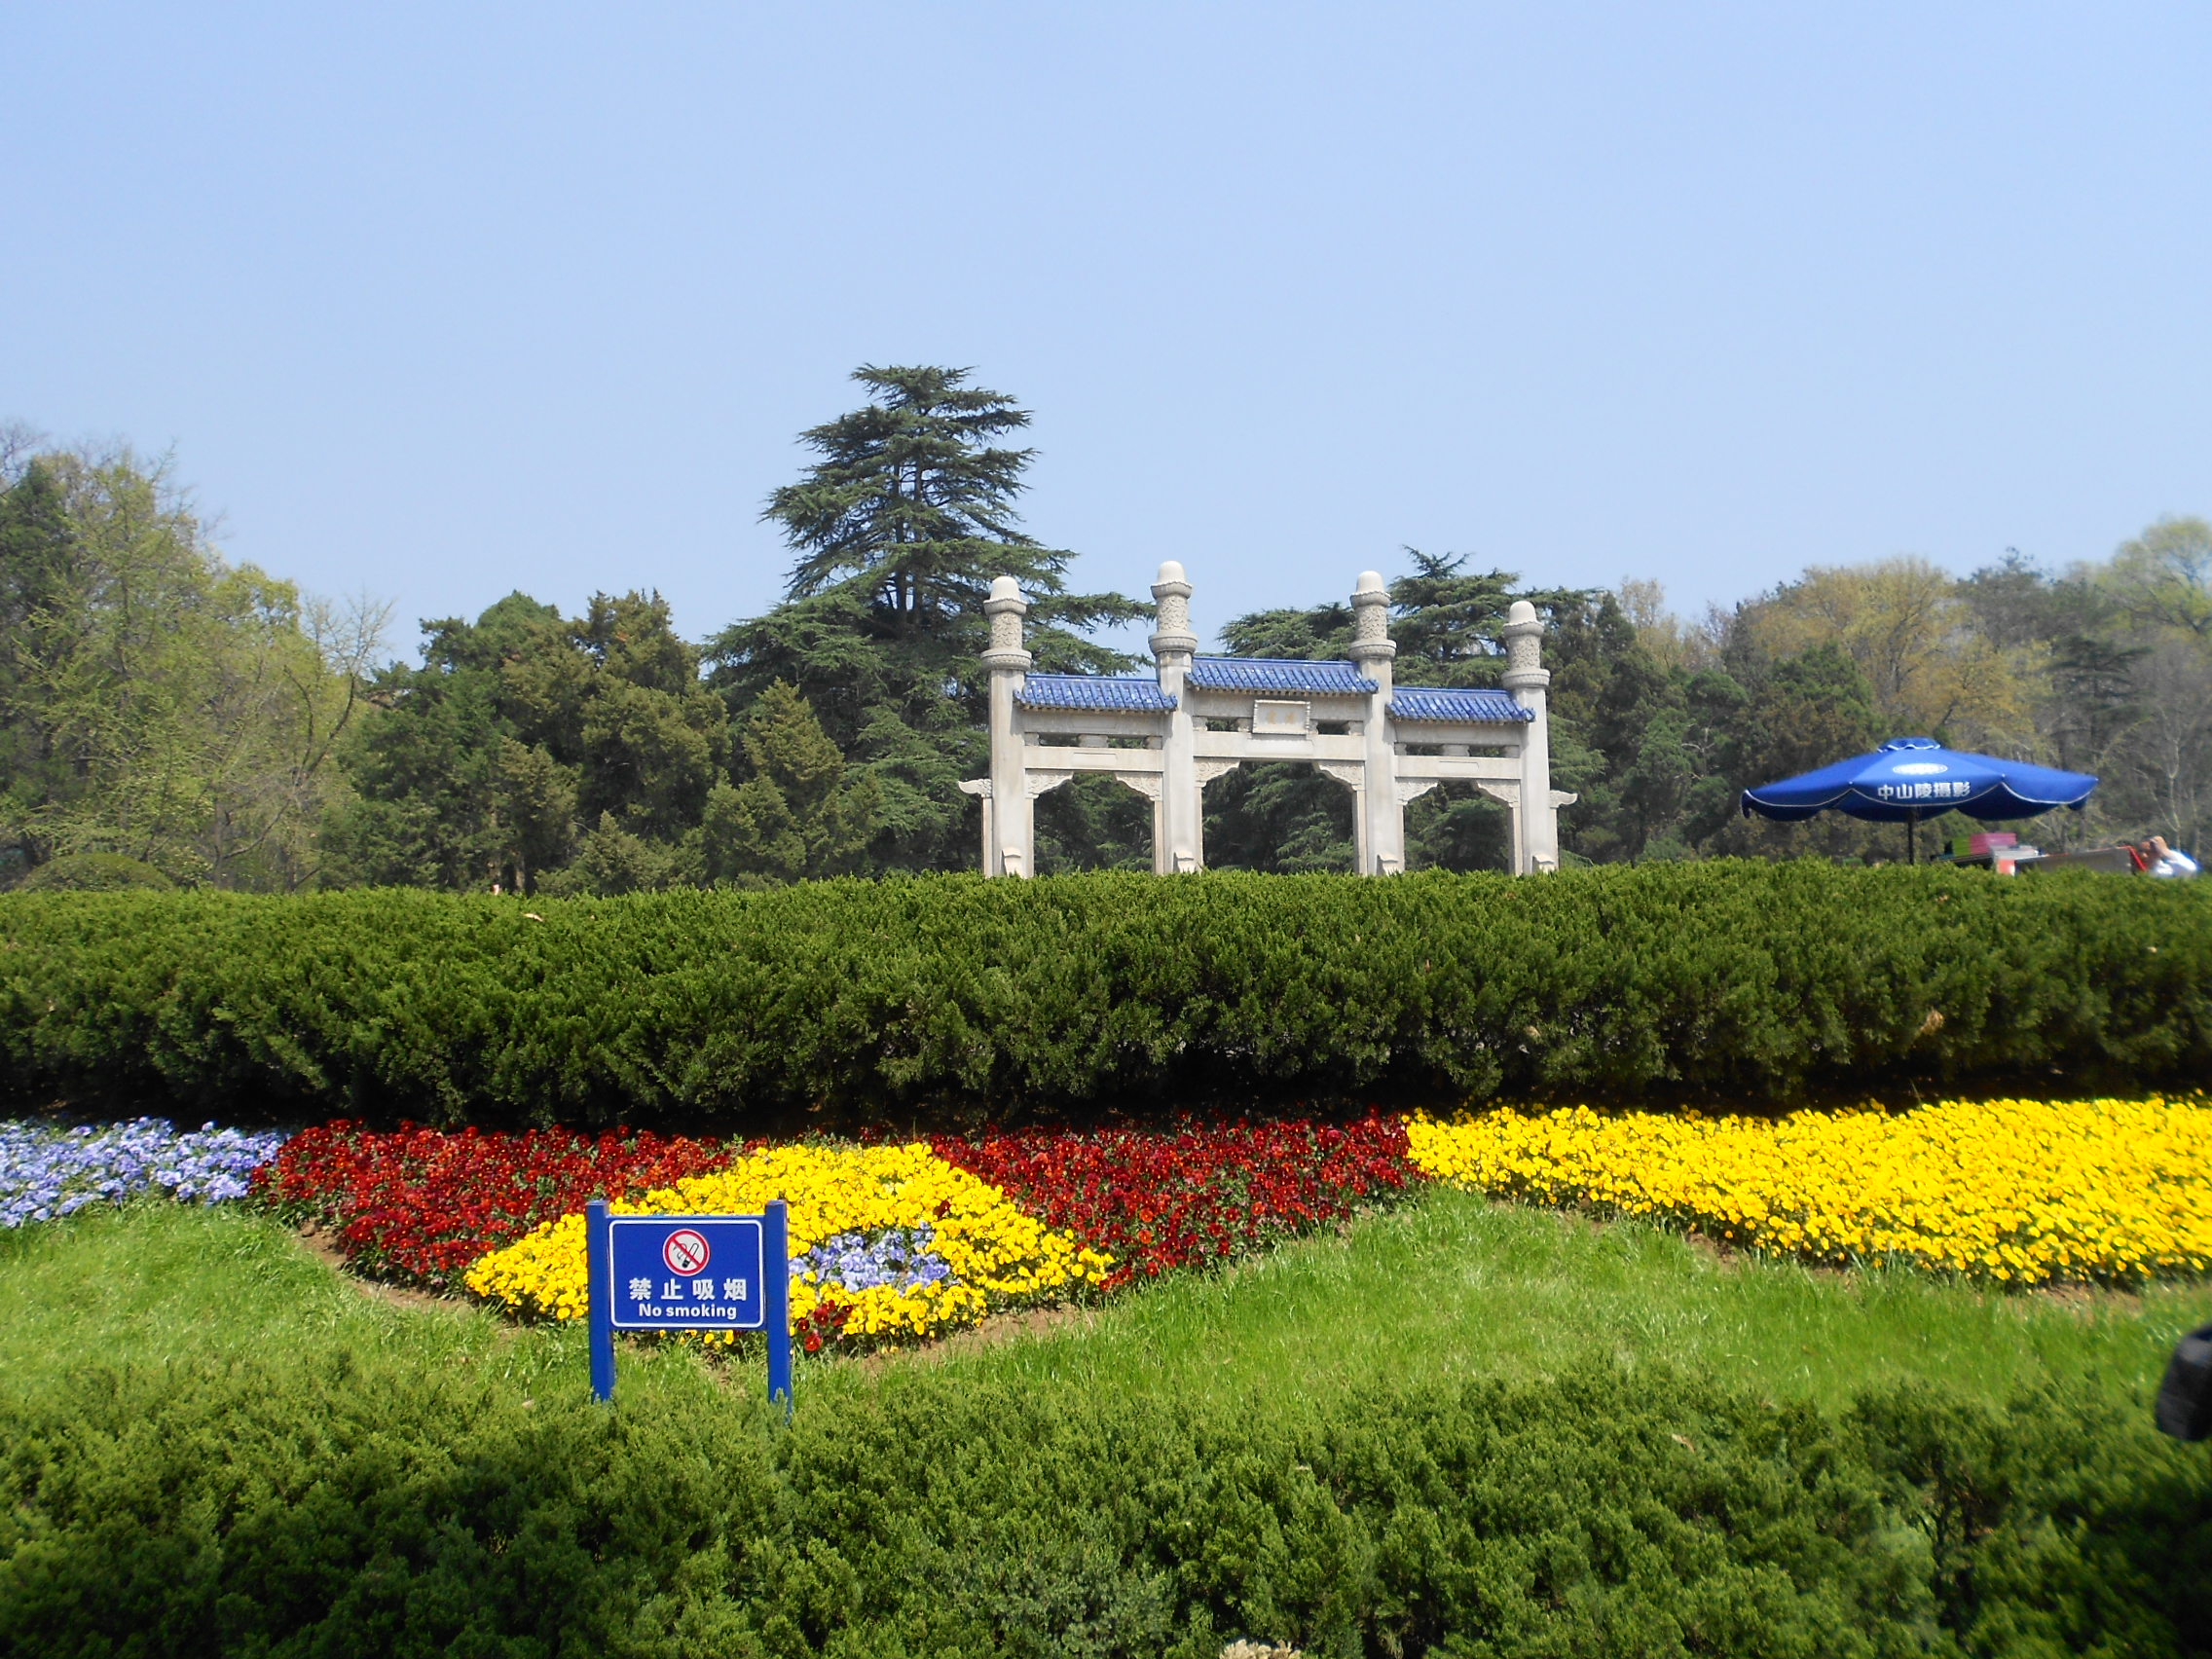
[963,564,1572,876]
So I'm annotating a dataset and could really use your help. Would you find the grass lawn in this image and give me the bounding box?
[8,1185,2208,1658]
[927,1185,2207,1416]
[4,1183,2200,1420]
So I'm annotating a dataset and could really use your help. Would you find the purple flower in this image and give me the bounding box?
[791,1226,952,1294]
[0,1118,288,1228]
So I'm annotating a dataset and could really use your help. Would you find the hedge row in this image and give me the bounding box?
[3,1358,2204,1657]
[1,864,2207,1128]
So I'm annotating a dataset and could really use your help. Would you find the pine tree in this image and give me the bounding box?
[710,366,1141,871]
[703,681,879,885]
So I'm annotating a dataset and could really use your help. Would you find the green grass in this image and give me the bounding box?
[0,1200,718,1417]
[930,1188,2206,1414]
[3,1185,2201,1421]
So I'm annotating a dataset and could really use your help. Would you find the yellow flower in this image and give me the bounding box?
[463,1141,1113,1342]
[1406,1097,2212,1287]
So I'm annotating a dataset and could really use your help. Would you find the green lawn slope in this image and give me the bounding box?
[2,1193,2207,1657]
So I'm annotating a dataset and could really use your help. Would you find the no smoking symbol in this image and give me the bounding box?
[662,1229,712,1275]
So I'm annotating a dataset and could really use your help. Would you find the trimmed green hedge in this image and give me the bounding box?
[2,1357,2204,1657]
[2,864,2207,1127]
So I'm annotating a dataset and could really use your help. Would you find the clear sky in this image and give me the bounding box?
[5,3,2208,660]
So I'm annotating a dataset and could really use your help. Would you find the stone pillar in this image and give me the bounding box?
[1501,598,1559,872]
[983,575,1033,876]
[1150,561,1201,872]
[1347,571,1403,874]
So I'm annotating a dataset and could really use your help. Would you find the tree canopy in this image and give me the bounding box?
[0,441,382,890]
[6,377,2209,891]
[710,365,1143,872]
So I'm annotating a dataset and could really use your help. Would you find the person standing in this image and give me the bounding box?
[2140,835,2200,878]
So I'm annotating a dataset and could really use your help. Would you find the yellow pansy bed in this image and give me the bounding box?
[1407,1097,2212,1285]
[464,1141,1114,1345]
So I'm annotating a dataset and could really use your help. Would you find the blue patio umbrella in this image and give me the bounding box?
[1741,737,2097,863]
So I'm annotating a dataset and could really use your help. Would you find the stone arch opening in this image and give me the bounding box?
[1404,783,1515,871]
[1200,761,1359,872]
[1033,772,1155,873]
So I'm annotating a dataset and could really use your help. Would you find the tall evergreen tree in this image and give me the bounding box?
[702,681,879,885]
[710,366,1143,871]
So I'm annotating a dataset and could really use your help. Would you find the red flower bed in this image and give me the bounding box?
[932,1111,1418,1290]
[256,1122,740,1290]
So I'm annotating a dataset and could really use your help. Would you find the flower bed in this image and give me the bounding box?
[256,1122,739,1290]
[253,1116,1415,1348]
[1406,1098,2212,1285]
[249,1098,2212,1351]
[932,1112,1416,1289]
[465,1142,1113,1347]
[2,1118,286,1228]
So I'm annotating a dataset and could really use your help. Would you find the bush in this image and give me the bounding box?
[0,864,2207,1128]
[12,853,175,893]
[1,1357,2203,1657]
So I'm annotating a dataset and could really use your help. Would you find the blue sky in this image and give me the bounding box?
[5,4,2208,660]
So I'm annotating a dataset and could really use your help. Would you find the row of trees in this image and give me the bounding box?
[3,377,2206,893]
[0,426,383,891]
[1572,527,2212,864]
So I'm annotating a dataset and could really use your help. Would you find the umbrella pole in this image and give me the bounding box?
[1906,809,1918,866]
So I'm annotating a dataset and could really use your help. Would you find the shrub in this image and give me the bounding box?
[13,853,176,893]
[1,1356,2203,1656]
[1,864,2207,1128]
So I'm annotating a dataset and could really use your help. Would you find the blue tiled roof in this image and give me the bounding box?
[1187,656,1378,694]
[1015,675,1177,713]
[1389,686,1531,723]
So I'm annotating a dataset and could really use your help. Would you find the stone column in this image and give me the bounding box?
[1150,561,1201,872]
[983,575,1033,876]
[1347,571,1403,874]
[1501,598,1559,872]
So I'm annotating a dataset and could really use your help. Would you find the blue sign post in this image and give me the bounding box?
[586,1198,792,1411]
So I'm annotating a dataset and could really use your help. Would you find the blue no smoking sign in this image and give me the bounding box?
[586,1199,792,1410]
[611,1216,764,1327]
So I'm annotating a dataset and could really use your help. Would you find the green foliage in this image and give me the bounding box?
[703,681,880,885]
[1033,772,1155,873]
[11,852,174,892]
[2106,515,2212,642]
[1,864,2206,1127]
[1,1335,2202,1658]
[709,366,1143,873]
[329,591,733,895]
[0,443,384,891]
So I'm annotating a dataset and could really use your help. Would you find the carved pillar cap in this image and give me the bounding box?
[984,573,1032,669]
[1150,561,1197,657]
[1348,570,1395,664]
[1501,597,1544,680]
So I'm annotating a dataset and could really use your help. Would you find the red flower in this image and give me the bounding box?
[256,1122,742,1292]
[933,1110,1417,1289]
